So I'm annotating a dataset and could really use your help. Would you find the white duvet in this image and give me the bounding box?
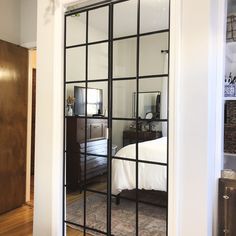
[112,137,167,195]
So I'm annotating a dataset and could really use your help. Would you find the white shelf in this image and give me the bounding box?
[225,153,236,158]
[224,97,236,100]
[226,42,236,63]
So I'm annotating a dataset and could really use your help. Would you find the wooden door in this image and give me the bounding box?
[0,40,28,214]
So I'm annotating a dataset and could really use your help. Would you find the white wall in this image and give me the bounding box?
[34,0,63,235]
[0,0,21,44]
[176,0,219,235]
[20,0,37,47]
[0,0,37,47]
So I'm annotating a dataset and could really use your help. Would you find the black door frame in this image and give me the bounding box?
[63,0,170,235]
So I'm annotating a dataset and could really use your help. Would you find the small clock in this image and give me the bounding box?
[145,112,153,120]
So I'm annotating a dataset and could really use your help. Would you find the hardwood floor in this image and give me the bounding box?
[0,204,33,236]
[0,203,88,236]
[0,178,103,236]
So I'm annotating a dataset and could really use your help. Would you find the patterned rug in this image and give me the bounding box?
[67,192,166,236]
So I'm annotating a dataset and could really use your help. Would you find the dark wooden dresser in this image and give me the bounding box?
[218,178,236,236]
[123,129,162,146]
[66,117,108,190]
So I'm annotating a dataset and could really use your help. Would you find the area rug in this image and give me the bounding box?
[67,193,166,236]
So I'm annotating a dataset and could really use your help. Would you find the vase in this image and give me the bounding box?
[67,105,73,116]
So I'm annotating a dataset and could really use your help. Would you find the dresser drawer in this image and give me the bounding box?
[77,119,90,142]
[91,123,103,139]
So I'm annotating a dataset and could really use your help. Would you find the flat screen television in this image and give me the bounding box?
[74,86,103,116]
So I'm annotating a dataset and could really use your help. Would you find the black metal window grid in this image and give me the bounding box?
[63,0,170,235]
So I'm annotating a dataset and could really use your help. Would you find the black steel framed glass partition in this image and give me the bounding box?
[63,0,170,235]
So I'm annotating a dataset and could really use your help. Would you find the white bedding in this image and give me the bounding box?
[112,137,167,195]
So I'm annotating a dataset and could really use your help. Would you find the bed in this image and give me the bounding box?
[112,137,167,195]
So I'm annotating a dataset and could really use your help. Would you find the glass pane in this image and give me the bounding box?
[140,0,169,34]
[138,77,168,120]
[66,47,86,82]
[139,33,169,76]
[66,13,86,47]
[88,7,109,43]
[138,163,167,236]
[65,83,86,116]
[84,118,108,195]
[85,154,108,194]
[111,159,136,236]
[138,200,167,236]
[113,80,136,119]
[113,0,137,38]
[112,120,136,152]
[66,188,84,227]
[137,162,167,195]
[88,43,108,80]
[87,81,108,117]
[113,38,137,78]
[86,192,107,234]
[137,129,167,163]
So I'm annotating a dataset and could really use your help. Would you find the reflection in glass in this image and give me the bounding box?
[140,0,169,34]
[65,83,85,116]
[113,38,137,78]
[139,77,168,120]
[66,189,84,227]
[140,33,169,76]
[66,47,86,82]
[133,91,161,119]
[88,82,108,117]
[137,135,167,163]
[66,13,86,46]
[113,0,137,38]
[113,80,136,119]
[88,7,108,43]
[86,193,107,234]
[111,159,136,236]
[138,202,167,236]
[88,43,108,80]
[112,120,134,151]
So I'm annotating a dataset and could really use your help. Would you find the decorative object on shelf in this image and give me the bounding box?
[67,95,75,116]
[227,14,236,42]
[225,72,236,97]
[221,169,236,180]
[67,105,73,116]
[225,84,236,97]
[145,112,153,120]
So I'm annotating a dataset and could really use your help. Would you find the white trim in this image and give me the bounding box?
[21,41,37,49]
[213,0,227,235]
[168,0,182,235]
[26,50,34,202]
[51,2,64,235]
[224,97,236,100]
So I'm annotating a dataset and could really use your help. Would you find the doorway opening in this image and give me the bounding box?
[26,49,37,205]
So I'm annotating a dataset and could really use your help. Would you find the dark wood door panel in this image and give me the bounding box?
[0,40,28,214]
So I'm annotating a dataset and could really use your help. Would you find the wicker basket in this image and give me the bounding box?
[227,15,236,42]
